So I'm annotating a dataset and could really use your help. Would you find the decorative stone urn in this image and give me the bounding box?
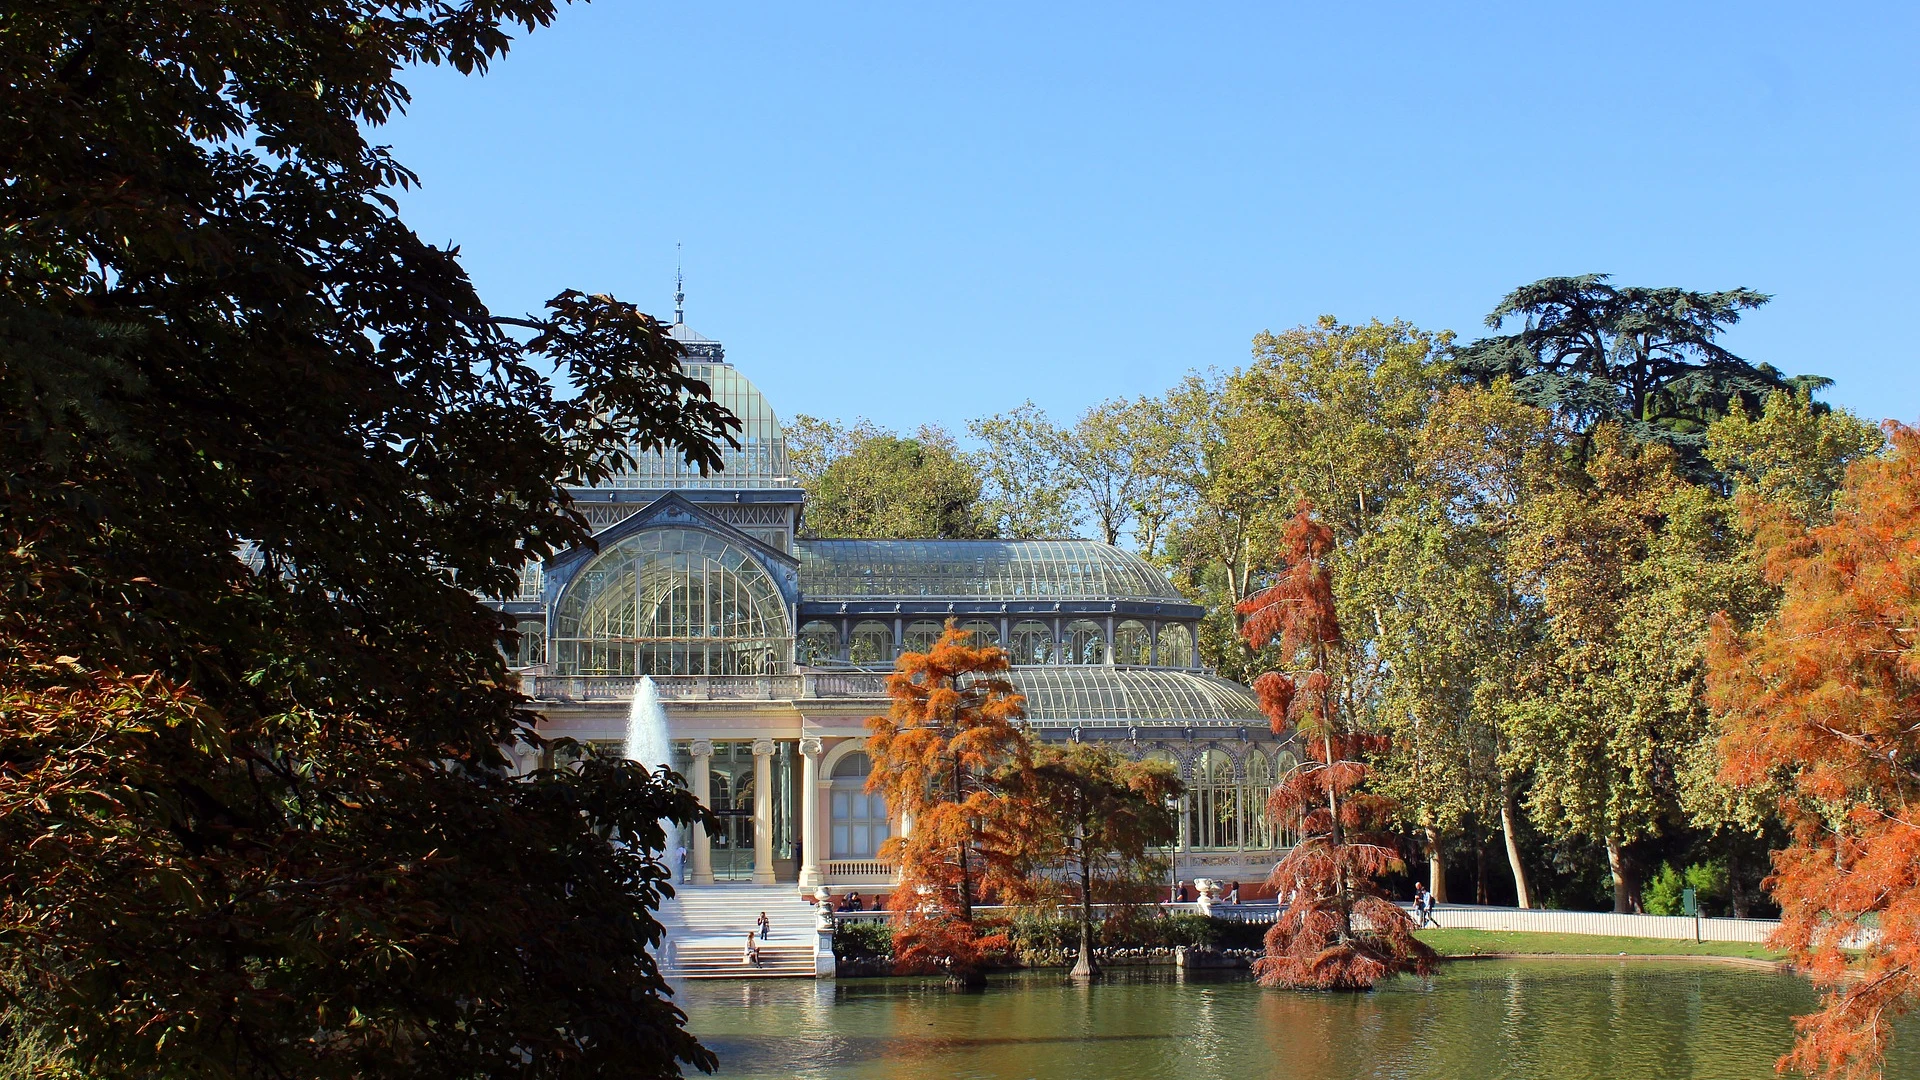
[1193,878,1218,916]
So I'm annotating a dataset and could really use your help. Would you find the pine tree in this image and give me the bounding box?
[864,624,1031,987]
[1238,503,1436,989]
[1708,422,1920,1080]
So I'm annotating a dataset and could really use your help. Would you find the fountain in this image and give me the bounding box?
[625,675,683,882]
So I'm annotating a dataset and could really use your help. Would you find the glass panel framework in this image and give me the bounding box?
[606,362,796,489]
[796,539,1185,601]
[552,528,791,675]
[1188,749,1239,850]
[1004,668,1264,724]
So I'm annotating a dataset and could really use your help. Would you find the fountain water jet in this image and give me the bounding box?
[625,675,683,882]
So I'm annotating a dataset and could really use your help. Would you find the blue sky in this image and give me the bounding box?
[385,2,1920,431]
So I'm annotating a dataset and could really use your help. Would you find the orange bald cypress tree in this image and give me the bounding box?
[864,622,1032,987]
[1238,501,1436,990]
[1708,423,1920,1080]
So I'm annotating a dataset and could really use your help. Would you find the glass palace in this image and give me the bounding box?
[491,317,1295,891]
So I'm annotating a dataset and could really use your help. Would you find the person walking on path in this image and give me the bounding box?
[756,911,771,940]
[1413,883,1432,928]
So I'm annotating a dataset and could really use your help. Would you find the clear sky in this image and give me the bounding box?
[384,2,1920,432]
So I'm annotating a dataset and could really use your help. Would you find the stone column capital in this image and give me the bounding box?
[752,738,776,756]
[799,737,824,758]
[690,739,714,759]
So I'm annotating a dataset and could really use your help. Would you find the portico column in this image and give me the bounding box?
[798,738,824,888]
[690,740,714,885]
[752,739,776,884]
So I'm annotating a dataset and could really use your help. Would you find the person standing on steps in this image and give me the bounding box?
[756,911,771,940]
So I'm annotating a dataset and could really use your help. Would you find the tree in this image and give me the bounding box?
[2,4,730,1076]
[996,744,1181,980]
[801,425,995,538]
[1708,422,1918,1080]
[1238,503,1436,990]
[1455,275,1818,476]
[1364,383,1561,907]
[1502,427,1768,913]
[968,402,1078,538]
[864,624,1031,987]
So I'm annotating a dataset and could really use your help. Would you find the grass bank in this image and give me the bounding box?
[1417,928,1784,962]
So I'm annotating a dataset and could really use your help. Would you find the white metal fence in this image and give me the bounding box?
[1411,904,1780,944]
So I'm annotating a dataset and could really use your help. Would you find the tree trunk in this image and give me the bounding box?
[1068,846,1100,980]
[1729,837,1749,919]
[1499,779,1534,909]
[1425,826,1449,904]
[954,758,973,923]
[1606,832,1636,914]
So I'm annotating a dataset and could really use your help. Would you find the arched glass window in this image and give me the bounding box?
[1188,749,1239,850]
[957,619,1000,648]
[797,620,841,665]
[902,619,944,655]
[1157,623,1195,669]
[1244,749,1274,850]
[830,752,891,859]
[849,621,893,666]
[507,617,546,669]
[1113,619,1150,665]
[1063,619,1106,665]
[1010,619,1054,665]
[552,528,791,676]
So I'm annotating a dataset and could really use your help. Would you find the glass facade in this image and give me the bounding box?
[551,528,791,675]
[796,539,1184,601]
[829,752,892,859]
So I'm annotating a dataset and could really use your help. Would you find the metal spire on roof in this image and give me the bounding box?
[673,243,685,325]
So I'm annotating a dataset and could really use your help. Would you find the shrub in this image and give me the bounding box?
[1643,861,1730,916]
[832,920,895,962]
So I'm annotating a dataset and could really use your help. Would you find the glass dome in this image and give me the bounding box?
[795,539,1184,601]
[604,359,794,489]
[1007,668,1264,724]
[552,528,791,675]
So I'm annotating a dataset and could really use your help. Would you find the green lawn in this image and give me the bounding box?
[1416,928,1785,962]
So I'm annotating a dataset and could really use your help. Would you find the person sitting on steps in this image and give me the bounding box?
[744,931,761,967]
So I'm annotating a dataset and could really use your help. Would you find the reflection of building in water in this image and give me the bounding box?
[493,315,1294,890]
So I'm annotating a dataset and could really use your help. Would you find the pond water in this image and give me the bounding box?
[678,962,1920,1080]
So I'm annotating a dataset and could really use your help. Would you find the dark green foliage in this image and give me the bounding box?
[832,921,897,963]
[1,2,732,1077]
[802,433,994,539]
[1454,275,1823,477]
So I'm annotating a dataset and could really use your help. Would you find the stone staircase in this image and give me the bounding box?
[661,884,821,979]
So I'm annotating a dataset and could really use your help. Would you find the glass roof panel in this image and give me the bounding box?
[1003,667,1264,724]
[603,361,795,489]
[795,539,1184,601]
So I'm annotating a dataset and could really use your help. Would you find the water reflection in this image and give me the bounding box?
[677,963,1920,1080]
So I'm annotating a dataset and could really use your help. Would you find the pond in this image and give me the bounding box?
[678,962,1920,1080]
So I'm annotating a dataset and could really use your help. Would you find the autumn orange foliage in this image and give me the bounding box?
[864,623,1030,985]
[1709,423,1920,1080]
[1238,502,1437,990]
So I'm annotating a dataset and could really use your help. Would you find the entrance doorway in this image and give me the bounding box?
[688,739,797,882]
